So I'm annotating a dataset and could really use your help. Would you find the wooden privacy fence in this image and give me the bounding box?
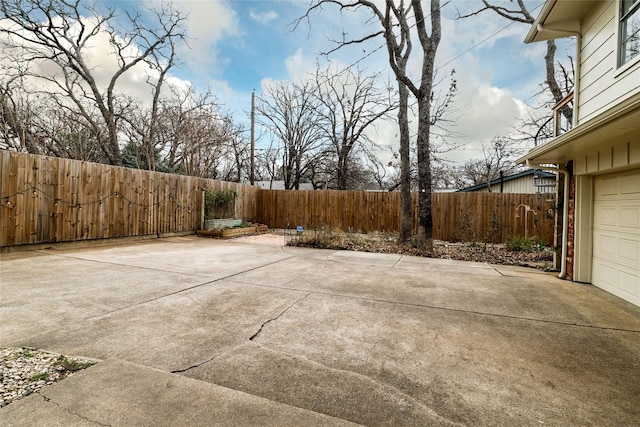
[0,151,258,247]
[1,151,556,247]
[257,190,556,244]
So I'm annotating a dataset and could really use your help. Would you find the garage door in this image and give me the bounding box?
[592,169,640,307]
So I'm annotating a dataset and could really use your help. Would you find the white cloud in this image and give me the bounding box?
[170,0,239,75]
[0,14,195,106]
[249,10,278,25]
[284,48,319,80]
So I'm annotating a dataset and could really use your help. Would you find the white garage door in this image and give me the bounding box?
[592,169,640,307]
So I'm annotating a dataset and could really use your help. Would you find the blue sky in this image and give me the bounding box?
[110,0,572,163]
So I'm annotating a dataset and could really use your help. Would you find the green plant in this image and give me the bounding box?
[204,188,237,219]
[27,372,49,382]
[54,356,94,372]
[10,349,35,360]
[505,235,537,252]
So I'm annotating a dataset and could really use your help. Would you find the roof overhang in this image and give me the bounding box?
[517,92,640,166]
[525,0,600,43]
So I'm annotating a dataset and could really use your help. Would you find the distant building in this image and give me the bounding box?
[458,169,556,194]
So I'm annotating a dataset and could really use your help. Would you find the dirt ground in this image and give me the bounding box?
[232,230,554,270]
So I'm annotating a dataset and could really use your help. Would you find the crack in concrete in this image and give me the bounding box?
[170,293,313,374]
[227,279,640,333]
[170,352,225,374]
[254,344,465,427]
[249,293,312,341]
[38,392,112,427]
[391,254,404,268]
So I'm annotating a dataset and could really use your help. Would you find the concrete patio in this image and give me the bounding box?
[1,235,639,426]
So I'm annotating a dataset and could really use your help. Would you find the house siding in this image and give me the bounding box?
[578,1,640,124]
[574,141,640,175]
[466,176,555,194]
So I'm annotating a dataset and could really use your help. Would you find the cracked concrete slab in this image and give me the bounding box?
[0,359,357,427]
[8,282,311,372]
[2,235,640,426]
[184,343,458,427]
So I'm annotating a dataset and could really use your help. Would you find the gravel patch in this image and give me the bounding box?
[0,347,96,408]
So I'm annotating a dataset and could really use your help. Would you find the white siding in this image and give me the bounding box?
[578,1,640,124]
[476,176,555,194]
[574,141,640,175]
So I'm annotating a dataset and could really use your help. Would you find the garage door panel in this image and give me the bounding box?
[619,238,639,265]
[620,206,640,229]
[593,233,617,257]
[595,175,619,197]
[619,270,640,299]
[593,204,618,226]
[593,261,640,303]
[592,169,640,307]
[621,173,640,194]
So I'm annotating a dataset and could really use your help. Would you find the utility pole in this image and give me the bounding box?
[250,90,255,185]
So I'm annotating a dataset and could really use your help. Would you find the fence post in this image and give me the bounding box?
[200,188,206,230]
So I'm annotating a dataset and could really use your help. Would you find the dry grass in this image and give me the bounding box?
[286,227,554,269]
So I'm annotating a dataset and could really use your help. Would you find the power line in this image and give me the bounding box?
[339,2,542,75]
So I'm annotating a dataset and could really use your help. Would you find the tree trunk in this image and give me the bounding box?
[416,96,433,251]
[337,151,348,190]
[545,39,573,122]
[398,81,412,243]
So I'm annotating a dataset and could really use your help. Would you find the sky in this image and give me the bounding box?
[142,0,572,166]
[4,0,575,167]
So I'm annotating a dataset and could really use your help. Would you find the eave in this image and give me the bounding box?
[517,92,640,166]
[525,0,599,43]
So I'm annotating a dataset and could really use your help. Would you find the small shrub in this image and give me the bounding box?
[204,188,236,219]
[506,235,537,252]
[456,209,477,243]
[288,225,346,249]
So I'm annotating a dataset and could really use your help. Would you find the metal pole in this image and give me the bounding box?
[250,90,255,185]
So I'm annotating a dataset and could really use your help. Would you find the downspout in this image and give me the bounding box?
[557,166,570,279]
[573,34,581,124]
[527,161,569,279]
[529,25,581,280]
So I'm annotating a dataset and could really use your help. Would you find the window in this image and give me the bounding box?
[620,0,640,66]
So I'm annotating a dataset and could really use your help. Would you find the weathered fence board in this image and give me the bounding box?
[256,189,555,244]
[0,151,258,247]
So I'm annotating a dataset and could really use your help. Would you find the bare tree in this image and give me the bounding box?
[300,0,444,249]
[254,143,285,188]
[1,76,112,162]
[155,89,238,179]
[456,136,524,189]
[256,79,324,190]
[0,78,41,153]
[457,1,573,123]
[313,66,396,190]
[0,0,186,165]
